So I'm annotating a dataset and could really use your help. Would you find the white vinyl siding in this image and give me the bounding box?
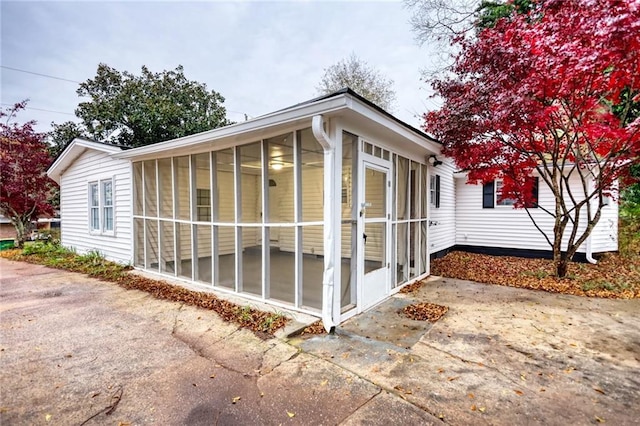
[60,149,131,264]
[428,159,456,254]
[588,183,619,253]
[454,173,611,253]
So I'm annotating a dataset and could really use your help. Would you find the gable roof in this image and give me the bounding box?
[47,138,125,183]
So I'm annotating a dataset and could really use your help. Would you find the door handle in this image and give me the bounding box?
[363,233,367,243]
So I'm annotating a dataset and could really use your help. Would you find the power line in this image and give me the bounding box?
[0,102,76,116]
[1,65,81,84]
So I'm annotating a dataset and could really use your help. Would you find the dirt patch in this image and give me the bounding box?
[400,302,448,322]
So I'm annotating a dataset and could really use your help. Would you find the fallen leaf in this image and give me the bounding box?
[260,392,264,397]
[210,374,216,379]
[514,390,524,396]
[437,368,445,374]
[45,414,52,422]
[232,396,241,404]
[468,393,475,399]
[321,379,328,386]
[593,387,606,395]
[470,404,477,411]
[287,411,295,418]
[595,415,606,423]
[447,376,459,381]
[520,374,526,381]
[479,407,486,413]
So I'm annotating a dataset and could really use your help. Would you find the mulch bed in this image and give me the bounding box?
[431,251,640,299]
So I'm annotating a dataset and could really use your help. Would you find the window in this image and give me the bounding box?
[89,183,100,230]
[483,178,538,208]
[89,178,115,234]
[495,180,516,206]
[196,188,211,221]
[102,180,114,231]
[430,174,441,208]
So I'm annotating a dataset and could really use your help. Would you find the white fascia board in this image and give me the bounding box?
[113,96,349,161]
[47,138,122,183]
[348,101,442,154]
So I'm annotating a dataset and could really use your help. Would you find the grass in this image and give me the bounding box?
[1,241,289,335]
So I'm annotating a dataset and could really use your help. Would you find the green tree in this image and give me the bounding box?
[74,64,231,148]
[47,120,85,158]
[317,54,396,111]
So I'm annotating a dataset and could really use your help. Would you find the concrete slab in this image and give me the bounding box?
[297,277,640,425]
[3,258,639,425]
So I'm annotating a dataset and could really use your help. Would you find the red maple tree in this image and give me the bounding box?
[0,101,56,247]
[425,0,640,277]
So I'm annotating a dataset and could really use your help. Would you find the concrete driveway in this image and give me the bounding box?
[1,258,639,425]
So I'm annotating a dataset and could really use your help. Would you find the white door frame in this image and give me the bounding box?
[357,153,392,311]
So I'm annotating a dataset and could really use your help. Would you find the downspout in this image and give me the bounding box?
[312,115,336,333]
[585,235,597,264]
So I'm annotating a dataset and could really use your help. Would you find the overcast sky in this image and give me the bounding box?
[1,1,441,135]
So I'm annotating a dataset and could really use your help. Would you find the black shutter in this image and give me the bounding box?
[526,177,539,208]
[483,181,494,208]
[435,175,441,208]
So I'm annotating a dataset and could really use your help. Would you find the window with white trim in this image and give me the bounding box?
[89,178,115,234]
[430,174,440,208]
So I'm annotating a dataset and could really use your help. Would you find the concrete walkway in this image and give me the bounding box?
[1,258,639,425]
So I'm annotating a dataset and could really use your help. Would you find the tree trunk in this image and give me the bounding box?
[556,257,569,278]
[13,218,32,249]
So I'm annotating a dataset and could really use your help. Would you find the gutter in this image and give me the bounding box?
[585,235,597,264]
[311,115,336,334]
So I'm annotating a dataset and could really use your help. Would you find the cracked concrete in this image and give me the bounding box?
[0,259,432,425]
[2,258,638,425]
[296,277,640,425]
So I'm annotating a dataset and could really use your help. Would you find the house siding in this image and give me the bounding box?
[428,159,456,255]
[454,173,608,254]
[589,194,619,253]
[60,150,132,264]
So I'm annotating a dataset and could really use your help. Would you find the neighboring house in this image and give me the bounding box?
[0,215,15,239]
[47,89,618,328]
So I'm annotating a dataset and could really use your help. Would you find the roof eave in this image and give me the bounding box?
[113,95,350,160]
[47,138,122,183]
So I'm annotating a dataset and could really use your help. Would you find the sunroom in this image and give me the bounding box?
[117,89,441,329]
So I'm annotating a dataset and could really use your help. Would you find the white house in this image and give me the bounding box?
[47,89,618,329]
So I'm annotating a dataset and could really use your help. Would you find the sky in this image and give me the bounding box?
[1,0,442,135]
